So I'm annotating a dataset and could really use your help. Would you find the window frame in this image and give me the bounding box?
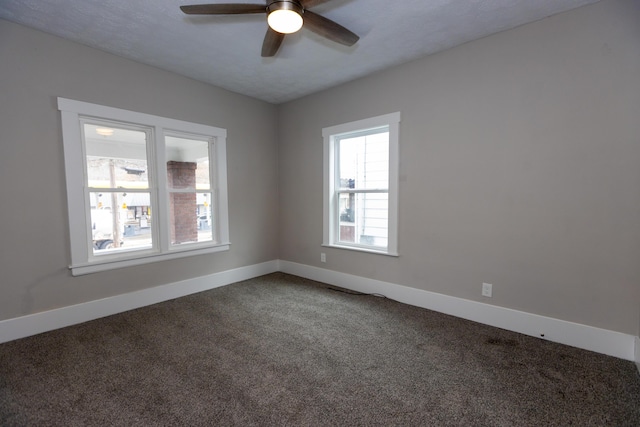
[59,97,230,276]
[322,112,400,256]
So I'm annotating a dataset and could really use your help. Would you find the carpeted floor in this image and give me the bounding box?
[1,272,639,426]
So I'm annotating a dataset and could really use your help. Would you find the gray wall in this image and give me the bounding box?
[0,19,279,321]
[278,0,640,335]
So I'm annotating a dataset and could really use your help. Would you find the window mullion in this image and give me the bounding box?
[208,140,218,244]
[209,140,221,243]
[153,127,169,252]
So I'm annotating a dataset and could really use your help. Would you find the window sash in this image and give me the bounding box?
[336,189,388,194]
[80,118,158,260]
[335,127,390,192]
[333,190,389,250]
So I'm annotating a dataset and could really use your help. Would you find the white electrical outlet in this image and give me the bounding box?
[321,253,326,263]
[482,282,493,297]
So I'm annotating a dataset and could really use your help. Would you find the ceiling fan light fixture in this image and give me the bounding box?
[267,1,303,34]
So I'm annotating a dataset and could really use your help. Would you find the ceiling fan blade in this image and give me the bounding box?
[303,10,359,46]
[262,27,285,57]
[180,4,265,15]
[299,0,334,8]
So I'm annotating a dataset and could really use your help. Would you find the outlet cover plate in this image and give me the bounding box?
[482,282,493,297]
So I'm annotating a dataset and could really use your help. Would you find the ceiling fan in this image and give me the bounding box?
[180,0,359,57]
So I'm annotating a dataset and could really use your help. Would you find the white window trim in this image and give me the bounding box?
[58,98,230,276]
[322,112,400,256]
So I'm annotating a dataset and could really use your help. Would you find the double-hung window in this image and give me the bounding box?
[59,98,230,275]
[323,112,400,256]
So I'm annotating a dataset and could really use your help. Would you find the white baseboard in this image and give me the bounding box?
[280,261,636,361]
[636,336,640,373]
[1,259,635,362]
[0,260,279,345]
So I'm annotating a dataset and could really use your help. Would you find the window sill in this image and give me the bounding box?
[322,243,399,257]
[70,243,231,276]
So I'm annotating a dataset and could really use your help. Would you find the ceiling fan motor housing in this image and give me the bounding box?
[267,0,304,16]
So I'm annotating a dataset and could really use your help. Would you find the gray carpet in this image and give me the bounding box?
[1,272,639,426]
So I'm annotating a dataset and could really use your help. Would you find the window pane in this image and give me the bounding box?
[339,130,389,190]
[165,135,213,247]
[84,124,149,189]
[170,192,214,245]
[197,193,214,242]
[90,192,153,254]
[338,192,388,248]
[165,135,210,190]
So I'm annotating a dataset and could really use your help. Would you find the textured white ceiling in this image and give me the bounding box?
[0,0,599,104]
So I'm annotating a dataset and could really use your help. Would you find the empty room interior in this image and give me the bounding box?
[1,0,639,424]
